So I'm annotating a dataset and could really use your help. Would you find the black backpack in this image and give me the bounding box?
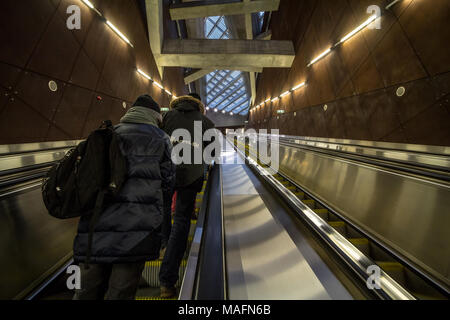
[42,120,127,264]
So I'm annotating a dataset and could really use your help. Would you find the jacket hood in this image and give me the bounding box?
[170,95,205,114]
[120,106,162,127]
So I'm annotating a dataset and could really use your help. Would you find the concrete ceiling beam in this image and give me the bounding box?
[145,0,164,79]
[170,0,280,21]
[159,39,295,69]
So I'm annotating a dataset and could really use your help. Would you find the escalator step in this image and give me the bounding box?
[349,238,369,245]
[142,259,188,288]
[295,192,305,199]
[313,209,328,220]
[377,261,404,271]
[349,238,370,256]
[136,296,177,301]
[171,219,197,225]
[302,199,316,209]
[329,221,346,236]
[376,261,406,287]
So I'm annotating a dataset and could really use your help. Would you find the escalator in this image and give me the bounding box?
[1,135,448,300]
[231,134,449,299]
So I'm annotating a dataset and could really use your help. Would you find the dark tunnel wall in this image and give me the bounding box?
[0,0,188,144]
[250,0,450,146]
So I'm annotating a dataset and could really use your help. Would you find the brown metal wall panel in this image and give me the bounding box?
[46,125,71,142]
[251,0,450,146]
[53,85,94,137]
[69,49,100,89]
[399,0,450,76]
[0,0,57,68]
[334,17,371,81]
[381,126,409,144]
[15,72,65,121]
[82,95,115,137]
[0,0,187,144]
[309,104,329,138]
[432,72,450,100]
[0,95,8,116]
[339,95,372,141]
[390,77,438,125]
[359,89,401,140]
[0,99,50,144]
[0,62,22,90]
[27,12,81,82]
[323,101,347,139]
[371,22,427,87]
[306,58,335,107]
[402,101,450,146]
[82,18,116,74]
[351,54,384,95]
[324,46,355,99]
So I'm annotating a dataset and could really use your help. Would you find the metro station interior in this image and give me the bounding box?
[0,0,449,302]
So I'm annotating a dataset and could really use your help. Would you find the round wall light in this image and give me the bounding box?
[48,80,58,92]
[396,86,406,97]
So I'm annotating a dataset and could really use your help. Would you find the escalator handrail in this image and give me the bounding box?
[0,140,82,156]
[178,165,212,299]
[266,134,450,155]
[179,162,228,300]
[260,134,450,173]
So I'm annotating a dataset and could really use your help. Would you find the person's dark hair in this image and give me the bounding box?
[188,93,202,102]
[133,94,160,113]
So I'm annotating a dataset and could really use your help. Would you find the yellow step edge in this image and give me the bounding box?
[170,219,198,225]
[329,221,345,228]
[349,238,369,245]
[302,199,315,205]
[146,259,188,268]
[136,297,177,301]
[377,261,404,271]
[295,192,305,197]
[287,186,297,191]
[313,208,327,214]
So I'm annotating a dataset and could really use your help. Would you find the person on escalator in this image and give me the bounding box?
[72,94,175,300]
[158,93,215,298]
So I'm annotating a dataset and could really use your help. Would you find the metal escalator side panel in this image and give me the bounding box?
[269,140,450,292]
[0,185,78,299]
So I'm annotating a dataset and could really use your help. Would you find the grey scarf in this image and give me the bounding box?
[120,106,162,128]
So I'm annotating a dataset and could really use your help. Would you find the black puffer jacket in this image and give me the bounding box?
[162,96,215,188]
[73,122,175,263]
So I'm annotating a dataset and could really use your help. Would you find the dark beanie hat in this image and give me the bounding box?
[188,93,202,101]
[133,94,160,113]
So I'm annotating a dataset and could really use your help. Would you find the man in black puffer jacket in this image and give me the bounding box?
[159,93,215,298]
[73,95,175,300]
